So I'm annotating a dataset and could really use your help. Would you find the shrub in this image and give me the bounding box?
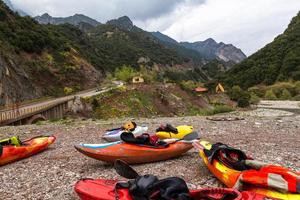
[250,93,260,104]
[114,65,136,82]
[280,88,292,100]
[228,85,242,101]
[63,87,73,95]
[292,94,300,101]
[248,86,265,97]
[237,96,250,107]
[265,89,277,100]
[180,80,199,91]
[295,81,300,94]
[139,66,157,83]
[228,85,250,107]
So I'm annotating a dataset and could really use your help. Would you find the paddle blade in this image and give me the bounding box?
[182,132,199,141]
[114,160,139,179]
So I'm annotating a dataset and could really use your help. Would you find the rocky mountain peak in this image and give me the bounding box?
[203,38,217,44]
[35,13,101,27]
[107,16,134,31]
[181,38,246,63]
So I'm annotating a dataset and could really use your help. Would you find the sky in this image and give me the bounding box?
[10,0,300,55]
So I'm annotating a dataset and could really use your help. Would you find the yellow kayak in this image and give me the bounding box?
[198,140,300,200]
[156,125,195,139]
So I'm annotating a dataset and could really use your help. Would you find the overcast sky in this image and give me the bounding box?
[10,0,300,55]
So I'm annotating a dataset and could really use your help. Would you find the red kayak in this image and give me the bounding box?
[74,178,273,200]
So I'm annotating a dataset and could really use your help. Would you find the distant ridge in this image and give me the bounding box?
[35,13,101,27]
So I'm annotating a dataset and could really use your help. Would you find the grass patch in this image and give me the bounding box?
[198,105,234,116]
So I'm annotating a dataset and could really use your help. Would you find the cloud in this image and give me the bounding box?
[136,0,300,55]
[10,0,300,55]
[11,0,205,21]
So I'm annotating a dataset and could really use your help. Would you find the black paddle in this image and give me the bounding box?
[181,131,199,141]
[114,160,140,179]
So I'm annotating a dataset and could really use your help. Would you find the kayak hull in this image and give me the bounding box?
[75,141,193,164]
[74,179,269,200]
[102,126,148,142]
[156,125,195,139]
[0,135,56,166]
[198,140,300,200]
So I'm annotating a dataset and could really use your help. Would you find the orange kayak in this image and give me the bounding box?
[0,135,56,166]
[75,141,193,164]
[198,141,300,200]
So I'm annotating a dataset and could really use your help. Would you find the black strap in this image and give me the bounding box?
[0,145,3,157]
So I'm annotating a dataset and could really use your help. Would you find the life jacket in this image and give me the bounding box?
[115,175,242,200]
[239,165,300,194]
[106,121,137,132]
[115,175,192,200]
[203,143,251,171]
[205,143,300,194]
[156,124,178,134]
[120,132,168,148]
[122,121,137,132]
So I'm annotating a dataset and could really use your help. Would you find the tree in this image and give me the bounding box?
[114,65,136,82]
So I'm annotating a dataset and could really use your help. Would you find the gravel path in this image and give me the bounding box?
[0,109,299,200]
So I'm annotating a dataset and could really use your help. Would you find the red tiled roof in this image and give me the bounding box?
[194,87,208,92]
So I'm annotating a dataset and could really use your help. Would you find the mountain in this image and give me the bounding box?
[106,16,204,65]
[107,16,134,31]
[0,3,200,105]
[35,13,101,27]
[0,1,102,105]
[33,13,246,67]
[223,11,300,89]
[150,31,246,64]
[181,38,247,63]
[151,31,178,44]
[3,0,27,16]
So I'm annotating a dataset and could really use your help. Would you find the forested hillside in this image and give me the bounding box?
[224,12,300,88]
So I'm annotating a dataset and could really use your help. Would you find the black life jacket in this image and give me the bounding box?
[116,175,192,200]
[203,143,250,171]
[156,124,178,134]
[120,132,150,145]
[120,132,168,148]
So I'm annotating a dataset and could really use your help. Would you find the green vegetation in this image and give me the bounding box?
[248,81,300,100]
[194,105,234,116]
[179,80,200,91]
[64,87,73,95]
[163,68,208,83]
[227,86,250,107]
[223,12,300,89]
[89,83,234,119]
[85,24,185,71]
[114,65,137,82]
[93,90,158,119]
[249,93,260,104]
[202,59,233,79]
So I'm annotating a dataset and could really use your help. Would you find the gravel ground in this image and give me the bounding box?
[0,108,299,200]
